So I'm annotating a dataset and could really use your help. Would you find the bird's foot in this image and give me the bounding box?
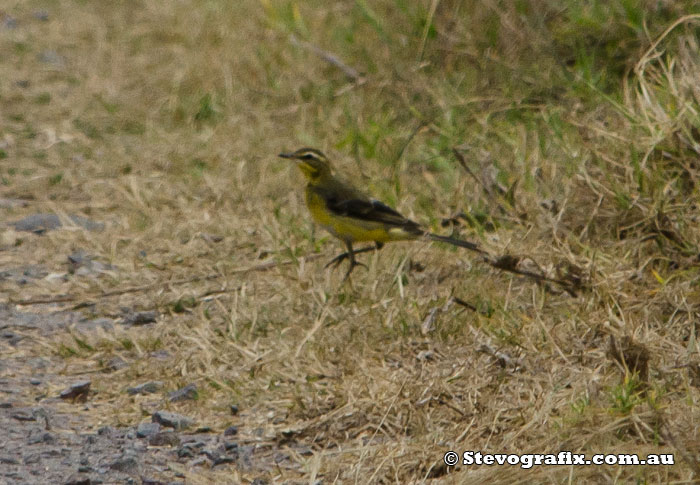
[325,251,351,269]
[325,245,378,270]
[341,260,368,282]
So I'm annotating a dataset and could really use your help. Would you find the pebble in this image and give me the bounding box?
[59,381,91,400]
[148,432,179,447]
[127,381,163,396]
[122,311,158,326]
[168,384,197,402]
[11,213,104,234]
[136,422,161,439]
[152,411,193,430]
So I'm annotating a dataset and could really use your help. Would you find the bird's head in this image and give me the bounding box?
[278,148,332,181]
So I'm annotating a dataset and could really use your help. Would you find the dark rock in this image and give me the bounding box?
[141,479,167,485]
[213,455,235,466]
[177,446,195,459]
[0,402,13,408]
[136,422,161,438]
[37,50,65,67]
[64,473,92,485]
[2,15,17,29]
[0,455,20,464]
[148,432,179,447]
[30,378,42,385]
[97,426,114,436]
[149,350,171,360]
[105,357,128,372]
[223,425,238,436]
[109,453,138,472]
[12,411,36,421]
[127,381,163,396]
[24,452,41,464]
[187,457,208,467]
[224,441,238,452]
[122,311,158,326]
[33,10,50,21]
[67,251,115,276]
[75,318,114,333]
[28,431,54,444]
[11,213,104,234]
[168,384,197,402]
[152,411,193,430]
[229,404,239,415]
[2,331,23,345]
[59,381,91,400]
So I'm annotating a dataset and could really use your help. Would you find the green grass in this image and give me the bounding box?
[1,0,699,483]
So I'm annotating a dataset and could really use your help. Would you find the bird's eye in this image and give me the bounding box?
[301,154,316,160]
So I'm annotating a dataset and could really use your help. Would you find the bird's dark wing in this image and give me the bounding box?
[327,196,422,232]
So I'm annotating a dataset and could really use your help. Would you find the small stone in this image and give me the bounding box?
[33,10,50,21]
[136,422,160,438]
[11,213,104,234]
[148,432,179,447]
[230,404,239,415]
[2,15,17,29]
[168,384,197,402]
[37,49,65,67]
[122,311,158,326]
[177,446,195,459]
[152,410,193,430]
[105,357,128,372]
[224,441,238,452]
[75,318,114,333]
[213,456,235,466]
[150,350,170,360]
[30,378,41,385]
[59,380,91,401]
[109,453,138,472]
[141,479,167,485]
[28,432,54,444]
[97,426,114,436]
[223,426,238,436]
[64,473,92,485]
[12,411,35,421]
[0,402,13,408]
[127,381,163,396]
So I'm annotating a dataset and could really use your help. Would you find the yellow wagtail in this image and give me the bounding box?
[279,147,486,280]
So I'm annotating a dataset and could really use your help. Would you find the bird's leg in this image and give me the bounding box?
[341,242,368,282]
[325,242,384,270]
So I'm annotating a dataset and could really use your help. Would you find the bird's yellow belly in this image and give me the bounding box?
[306,190,408,243]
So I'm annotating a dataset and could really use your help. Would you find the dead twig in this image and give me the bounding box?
[9,254,325,306]
[289,34,363,82]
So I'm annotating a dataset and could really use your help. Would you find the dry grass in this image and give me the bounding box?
[1,0,699,483]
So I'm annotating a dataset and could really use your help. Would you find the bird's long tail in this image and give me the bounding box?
[427,233,488,255]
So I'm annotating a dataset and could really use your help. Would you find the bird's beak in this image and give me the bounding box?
[278,152,294,159]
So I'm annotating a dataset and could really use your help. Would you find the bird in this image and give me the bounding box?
[279,147,486,280]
